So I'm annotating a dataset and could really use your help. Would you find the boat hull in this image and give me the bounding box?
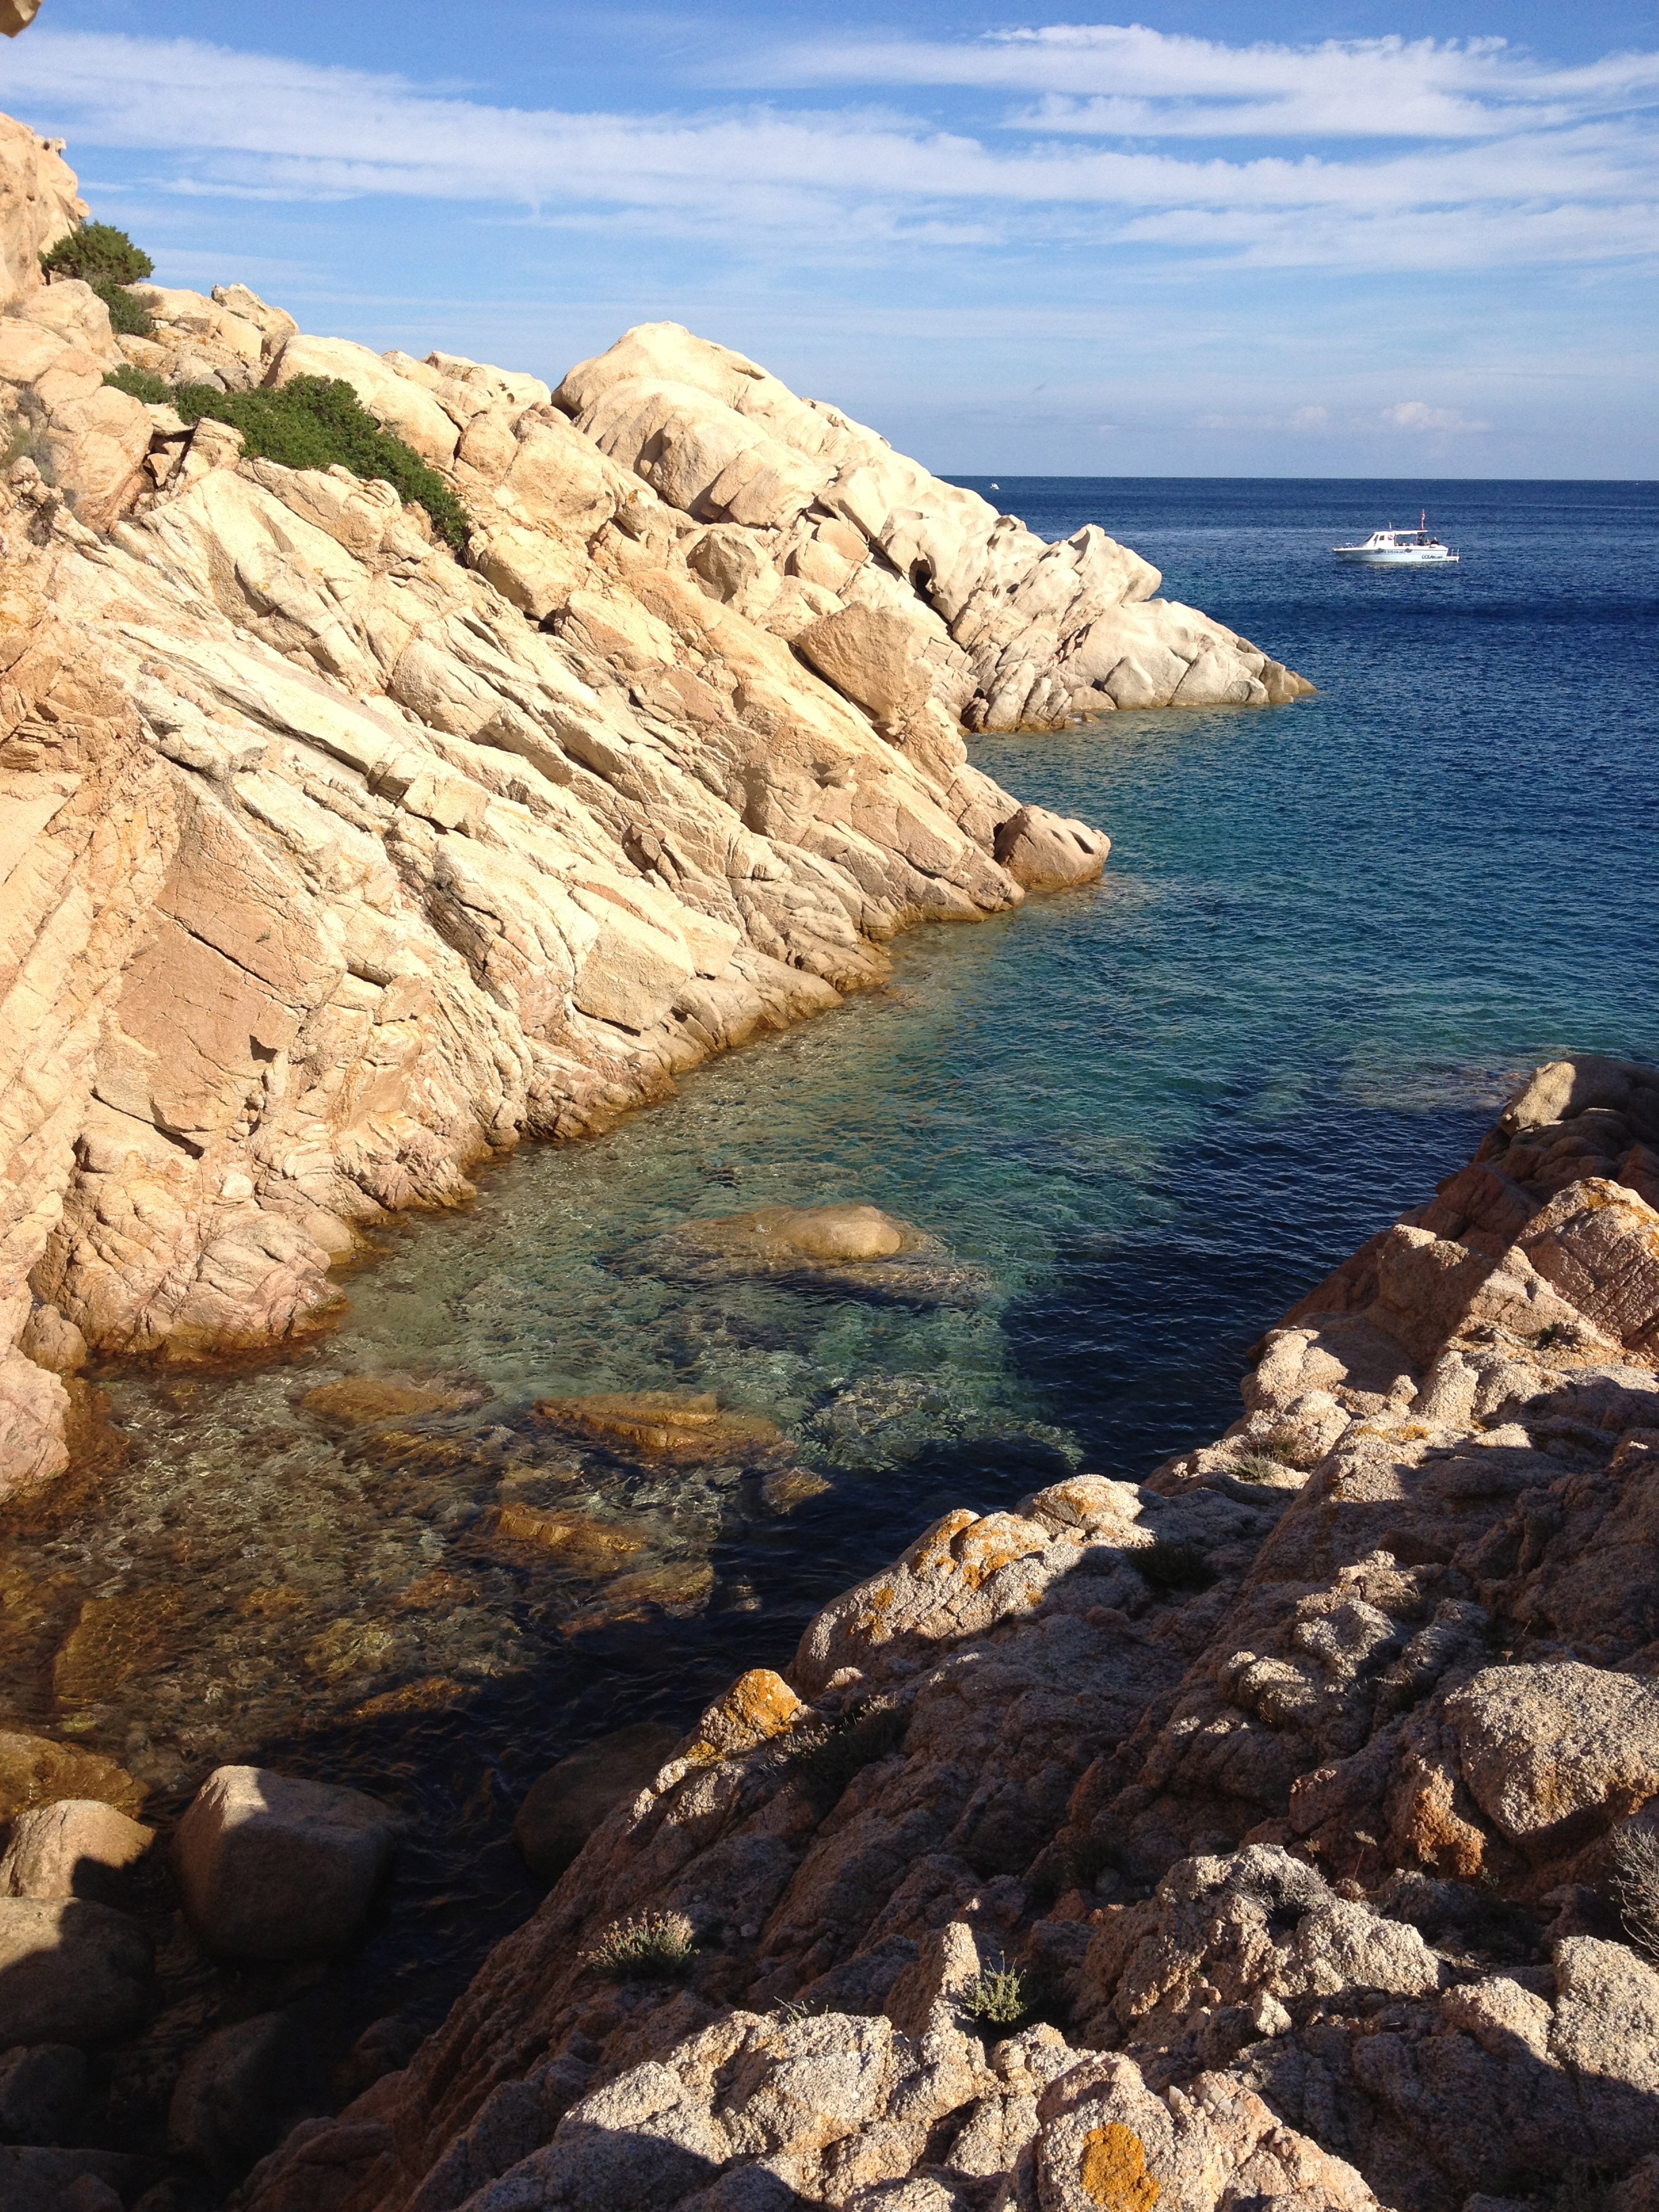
[1334,548,1458,566]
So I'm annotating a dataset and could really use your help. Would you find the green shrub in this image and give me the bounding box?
[41,222,157,338]
[581,1908,697,1982]
[99,284,156,339]
[41,221,154,288]
[961,1958,1029,2028]
[171,374,469,551]
[104,364,171,407]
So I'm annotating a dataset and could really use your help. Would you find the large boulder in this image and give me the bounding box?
[168,2012,302,2182]
[0,1799,155,1903]
[173,1767,401,1960]
[1446,1663,1659,1849]
[512,1721,683,1881]
[0,2041,87,2144]
[0,1896,152,2041]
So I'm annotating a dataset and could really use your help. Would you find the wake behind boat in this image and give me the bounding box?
[1334,510,1459,565]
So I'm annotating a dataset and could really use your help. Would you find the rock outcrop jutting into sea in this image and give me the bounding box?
[0,117,1310,1496]
[231,1054,1659,2212]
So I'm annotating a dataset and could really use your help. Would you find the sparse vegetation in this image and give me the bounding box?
[1132,1538,1218,1596]
[1609,1825,1659,1963]
[41,221,156,336]
[1231,1453,1288,1485]
[581,1908,698,1982]
[785,1697,909,1806]
[961,1957,1029,2028]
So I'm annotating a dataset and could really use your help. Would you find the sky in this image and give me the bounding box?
[1,1,1654,476]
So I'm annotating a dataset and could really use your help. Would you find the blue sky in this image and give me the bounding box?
[3,2,1654,475]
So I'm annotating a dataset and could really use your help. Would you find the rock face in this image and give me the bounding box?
[238,1057,1659,2212]
[0,115,1313,1497]
[173,1765,401,1961]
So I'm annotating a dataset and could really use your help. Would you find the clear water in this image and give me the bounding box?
[3,476,1654,2051]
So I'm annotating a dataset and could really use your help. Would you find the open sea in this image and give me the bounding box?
[4,476,1655,2058]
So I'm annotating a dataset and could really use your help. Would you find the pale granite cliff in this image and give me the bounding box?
[0,117,1309,1497]
[224,1055,1659,2212]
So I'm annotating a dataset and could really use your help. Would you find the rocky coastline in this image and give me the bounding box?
[5,1054,1656,2211]
[0,113,1308,1495]
[8,108,1659,2212]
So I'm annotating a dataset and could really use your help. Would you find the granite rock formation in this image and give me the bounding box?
[231,1057,1659,2212]
[0,117,1315,1497]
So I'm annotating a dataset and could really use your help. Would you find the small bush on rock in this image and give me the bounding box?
[1231,1454,1286,1485]
[962,1958,1029,2028]
[1132,1538,1218,1595]
[1610,1826,1659,1962]
[41,222,157,337]
[785,1698,908,1807]
[581,1908,697,1982]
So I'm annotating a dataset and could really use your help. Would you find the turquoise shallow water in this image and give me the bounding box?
[3,475,1654,2049]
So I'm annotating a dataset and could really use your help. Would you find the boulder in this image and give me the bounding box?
[795,604,933,726]
[512,1721,684,1879]
[0,2041,87,2144]
[0,1896,152,2041]
[266,334,461,466]
[665,1202,916,1268]
[0,2149,153,2212]
[1446,1663,1659,1847]
[167,2012,302,2182]
[172,1767,401,1960]
[992,805,1110,892]
[0,1799,155,1903]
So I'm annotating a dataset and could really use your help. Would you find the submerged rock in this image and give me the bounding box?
[531,1389,784,1461]
[512,1721,684,1880]
[300,1376,483,1428]
[649,1203,993,1306]
[0,1733,144,1823]
[173,1765,401,1961]
[483,1501,655,1571]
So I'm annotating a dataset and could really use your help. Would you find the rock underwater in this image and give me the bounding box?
[231,1055,1659,2212]
[0,112,1311,1497]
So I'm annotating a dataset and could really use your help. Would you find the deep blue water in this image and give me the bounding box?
[5,476,1654,2045]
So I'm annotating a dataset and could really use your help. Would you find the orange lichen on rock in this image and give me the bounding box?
[1080,2124,1160,2211]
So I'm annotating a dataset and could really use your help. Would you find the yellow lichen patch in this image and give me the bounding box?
[688,1666,806,1760]
[908,1509,981,1579]
[1080,2123,1160,2211]
[854,1580,898,1638]
[951,1514,1046,1591]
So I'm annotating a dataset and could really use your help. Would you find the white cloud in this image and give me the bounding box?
[1380,401,1490,432]
[752,25,1659,140]
[1,26,1654,276]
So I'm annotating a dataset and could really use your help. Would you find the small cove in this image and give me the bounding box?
[3,474,1655,2062]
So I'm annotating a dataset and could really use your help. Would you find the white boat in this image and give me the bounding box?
[1333,512,1459,566]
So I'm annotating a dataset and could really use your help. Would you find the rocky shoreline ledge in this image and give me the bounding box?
[4,1055,1656,2211]
[0,111,1311,1496]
